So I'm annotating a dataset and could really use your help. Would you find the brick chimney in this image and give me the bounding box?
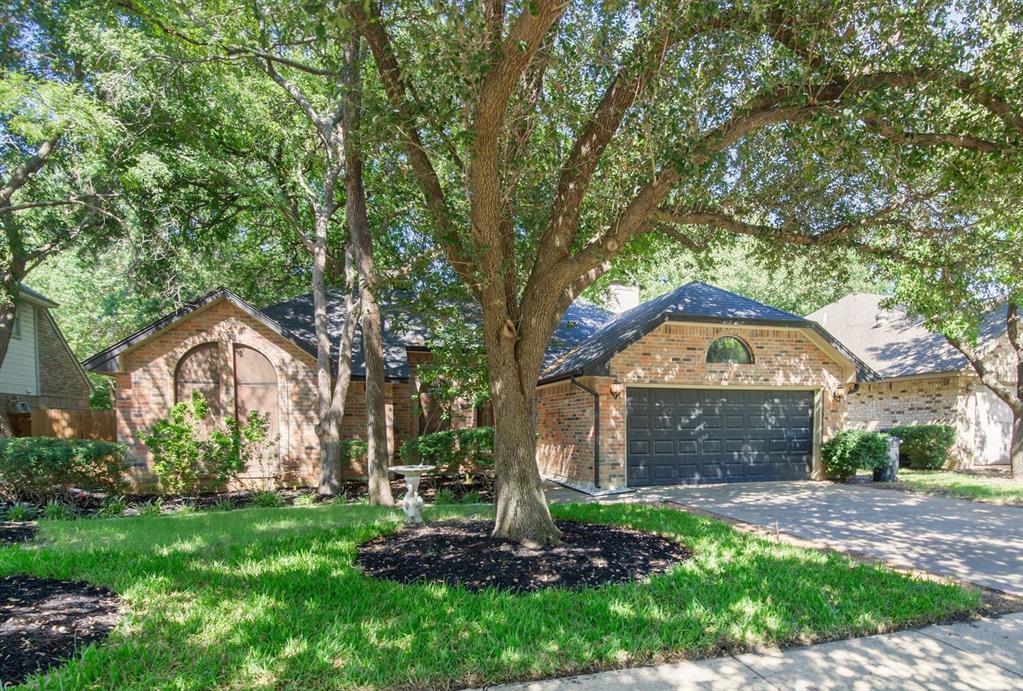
[606,283,640,314]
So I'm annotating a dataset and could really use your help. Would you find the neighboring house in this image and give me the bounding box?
[1,285,94,435]
[807,294,1015,468]
[84,281,870,491]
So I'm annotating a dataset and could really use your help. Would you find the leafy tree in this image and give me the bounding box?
[348,0,1023,543]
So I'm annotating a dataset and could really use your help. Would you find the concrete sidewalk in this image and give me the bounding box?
[485,613,1023,690]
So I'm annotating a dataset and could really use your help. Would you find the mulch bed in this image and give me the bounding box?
[1,575,122,686]
[357,519,692,593]
[0,522,36,546]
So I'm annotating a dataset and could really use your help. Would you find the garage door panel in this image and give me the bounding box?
[628,388,814,487]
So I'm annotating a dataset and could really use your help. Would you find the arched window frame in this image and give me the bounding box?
[706,335,754,365]
[174,342,223,412]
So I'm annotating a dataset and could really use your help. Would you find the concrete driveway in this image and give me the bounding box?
[553,481,1023,595]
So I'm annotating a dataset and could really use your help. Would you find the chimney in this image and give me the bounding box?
[606,283,640,314]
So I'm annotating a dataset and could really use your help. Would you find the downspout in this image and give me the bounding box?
[570,376,601,489]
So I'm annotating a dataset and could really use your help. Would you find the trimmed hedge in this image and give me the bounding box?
[0,437,128,502]
[822,430,890,482]
[399,426,494,474]
[889,425,955,469]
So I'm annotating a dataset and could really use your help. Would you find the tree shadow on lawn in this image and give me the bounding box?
[3,503,980,690]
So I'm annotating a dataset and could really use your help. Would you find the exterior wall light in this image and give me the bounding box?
[609,377,624,399]
[834,384,847,400]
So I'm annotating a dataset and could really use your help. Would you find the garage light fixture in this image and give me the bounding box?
[834,384,847,400]
[609,377,623,399]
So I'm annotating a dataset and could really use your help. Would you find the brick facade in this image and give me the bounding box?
[111,297,471,490]
[537,322,851,490]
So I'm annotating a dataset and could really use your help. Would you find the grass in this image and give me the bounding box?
[893,469,1023,505]
[1,502,981,689]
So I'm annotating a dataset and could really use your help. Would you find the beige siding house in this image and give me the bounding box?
[1,286,94,434]
[807,294,1015,468]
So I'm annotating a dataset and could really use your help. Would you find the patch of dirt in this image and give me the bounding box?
[357,519,691,593]
[1,575,122,686]
[0,522,36,546]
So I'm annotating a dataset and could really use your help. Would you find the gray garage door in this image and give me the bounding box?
[627,388,813,486]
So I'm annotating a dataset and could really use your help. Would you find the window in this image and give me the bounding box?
[11,306,21,339]
[175,343,223,415]
[706,336,753,364]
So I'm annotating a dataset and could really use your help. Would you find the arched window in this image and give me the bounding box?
[234,344,279,439]
[175,343,222,414]
[706,336,753,364]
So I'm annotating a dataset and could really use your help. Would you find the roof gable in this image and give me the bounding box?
[806,294,1009,379]
[542,282,873,382]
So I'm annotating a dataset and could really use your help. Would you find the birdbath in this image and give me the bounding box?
[389,465,436,524]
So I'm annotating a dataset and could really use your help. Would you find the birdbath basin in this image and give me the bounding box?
[389,464,436,524]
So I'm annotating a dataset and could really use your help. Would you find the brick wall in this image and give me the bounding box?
[537,322,850,490]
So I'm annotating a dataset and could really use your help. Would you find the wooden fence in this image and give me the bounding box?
[30,409,116,441]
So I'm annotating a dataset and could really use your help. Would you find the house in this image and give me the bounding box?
[82,287,610,487]
[1,285,94,435]
[807,294,1015,468]
[84,281,871,491]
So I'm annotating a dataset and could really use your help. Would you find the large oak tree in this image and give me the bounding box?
[344,0,1023,544]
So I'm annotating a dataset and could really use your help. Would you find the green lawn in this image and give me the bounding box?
[893,469,1023,505]
[1,502,981,689]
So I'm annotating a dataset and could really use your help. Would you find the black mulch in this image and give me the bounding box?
[357,519,692,593]
[0,522,36,546]
[0,575,121,686]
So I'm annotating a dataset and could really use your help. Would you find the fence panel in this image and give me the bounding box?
[30,409,116,441]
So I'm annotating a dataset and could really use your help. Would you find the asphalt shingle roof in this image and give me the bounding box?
[805,294,1008,379]
[542,281,815,381]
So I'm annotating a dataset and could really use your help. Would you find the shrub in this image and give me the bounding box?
[211,497,234,512]
[141,390,271,495]
[455,427,494,471]
[400,430,458,472]
[340,439,368,470]
[434,488,456,505]
[135,499,164,517]
[41,500,75,521]
[5,502,36,522]
[822,430,890,482]
[293,492,316,506]
[0,437,128,502]
[97,495,128,518]
[250,490,283,508]
[889,425,955,470]
[459,490,482,505]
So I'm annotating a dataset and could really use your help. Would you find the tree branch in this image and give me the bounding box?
[0,136,62,205]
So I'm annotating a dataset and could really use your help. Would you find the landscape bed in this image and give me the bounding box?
[0,502,982,689]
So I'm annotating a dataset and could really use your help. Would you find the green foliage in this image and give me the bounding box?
[822,430,891,482]
[4,502,36,522]
[399,427,495,475]
[135,499,164,518]
[433,488,457,505]
[41,499,75,521]
[890,426,956,470]
[211,498,234,512]
[141,390,270,495]
[97,495,128,518]
[459,490,483,505]
[88,375,114,410]
[293,493,316,506]
[0,437,128,502]
[340,439,369,467]
[250,490,284,508]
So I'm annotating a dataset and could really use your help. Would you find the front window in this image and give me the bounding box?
[706,336,753,364]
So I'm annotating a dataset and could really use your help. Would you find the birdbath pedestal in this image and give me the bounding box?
[389,465,436,524]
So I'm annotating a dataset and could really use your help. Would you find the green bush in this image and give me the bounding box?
[141,390,271,495]
[0,437,128,502]
[250,490,283,508]
[455,427,494,470]
[822,430,890,482]
[41,499,75,521]
[889,425,955,469]
[399,427,495,475]
[433,488,457,505]
[400,430,458,471]
[340,439,368,467]
[4,502,36,522]
[135,499,164,517]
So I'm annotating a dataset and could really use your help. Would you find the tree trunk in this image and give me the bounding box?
[483,297,560,545]
[0,264,24,438]
[342,34,394,507]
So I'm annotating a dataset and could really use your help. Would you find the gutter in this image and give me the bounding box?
[570,376,601,489]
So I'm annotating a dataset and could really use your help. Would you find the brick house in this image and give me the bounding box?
[1,286,94,435]
[85,281,874,491]
[807,294,1016,468]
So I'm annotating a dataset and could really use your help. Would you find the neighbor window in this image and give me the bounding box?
[11,308,21,339]
[706,336,753,364]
